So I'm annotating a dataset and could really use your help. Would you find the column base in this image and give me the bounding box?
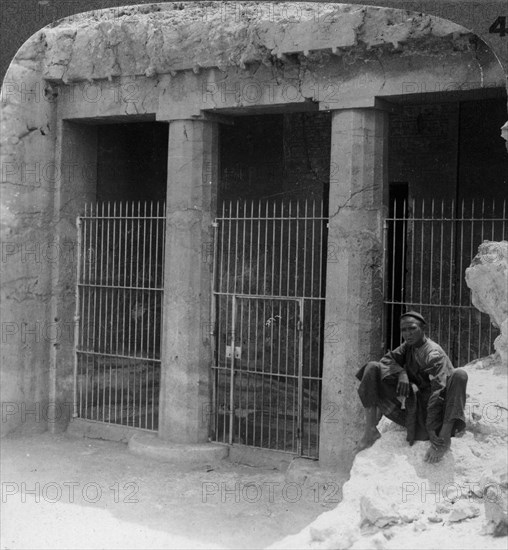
[129,432,229,464]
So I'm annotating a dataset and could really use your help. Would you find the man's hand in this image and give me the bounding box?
[397,371,410,397]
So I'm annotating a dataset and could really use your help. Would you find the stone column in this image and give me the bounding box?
[158,119,219,443]
[319,108,388,469]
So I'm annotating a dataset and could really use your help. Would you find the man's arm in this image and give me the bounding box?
[380,344,410,396]
[383,344,407,368]
[379,343,407,372]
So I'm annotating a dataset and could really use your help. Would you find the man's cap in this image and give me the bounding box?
[400,311,426,325]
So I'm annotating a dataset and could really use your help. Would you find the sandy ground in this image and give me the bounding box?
[0,432,343,549]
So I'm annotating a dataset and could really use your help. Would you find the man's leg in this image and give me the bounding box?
[425,369,468,463]
[356,405,383,452]
[356,362,396,451]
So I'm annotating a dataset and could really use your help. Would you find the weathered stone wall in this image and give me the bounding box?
[2,1,508,82]
[34,3,478,83]
[1,38,57,436]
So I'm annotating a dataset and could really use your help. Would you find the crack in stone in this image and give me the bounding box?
[328,184,378,220]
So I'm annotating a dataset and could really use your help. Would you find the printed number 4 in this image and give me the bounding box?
[489,16,507,37]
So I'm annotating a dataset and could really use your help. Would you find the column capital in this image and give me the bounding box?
[319,96,398,113]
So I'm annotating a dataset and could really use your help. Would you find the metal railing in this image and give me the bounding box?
[211,199,327,458]
[384,198,506,366]
[74,201,165,431]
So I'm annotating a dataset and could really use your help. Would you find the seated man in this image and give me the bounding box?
[355,311,468,463]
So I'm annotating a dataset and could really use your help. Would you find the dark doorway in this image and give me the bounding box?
[96,121,168,202]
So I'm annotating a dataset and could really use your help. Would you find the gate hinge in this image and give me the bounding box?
[211,221,218,228]
[297,320,303,331]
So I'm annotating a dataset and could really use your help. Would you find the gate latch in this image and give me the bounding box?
[226,346,242,359]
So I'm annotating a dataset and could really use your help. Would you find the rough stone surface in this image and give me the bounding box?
[34,3,477,84]
[360,494,400,528]
[448,501,481,522]
[481,458,508,536]
[463,358,508,439]
[465,241,508,366]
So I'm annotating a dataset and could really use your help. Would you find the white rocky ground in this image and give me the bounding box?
[271,242,508,550]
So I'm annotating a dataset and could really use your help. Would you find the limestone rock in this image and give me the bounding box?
[448,501,480,522]
[465,241,508,366]
[436,502,452,514]
[360,494,399,528]
[463,359,508,439]
[427,515,443,523]
[484,487,508,537]
[399,506,422,523]
[481,458,508,537]
[412,519,428,531]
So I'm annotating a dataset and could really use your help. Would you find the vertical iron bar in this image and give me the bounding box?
[390,198,397,347]
[146,202,153,360]
[400,198,407,343]
[419,199,425,328]
[261,200,268,446]
[448,199,455,362]
[410,198,416,317]
[270,201,276,448]
[210,218,219,439]
[297,298,304,456]
[229,295,236,445]
[73,216,82,418]
[468,199,475,364]
[429,199,435,335]
[309,200,316,454]
[478,199,485,358]
[438,200,444,349]
[253,200,261,442]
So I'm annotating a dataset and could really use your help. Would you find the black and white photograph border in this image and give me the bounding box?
[1,1,507,549]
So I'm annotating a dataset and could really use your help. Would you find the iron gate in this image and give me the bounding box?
[73,201,165,431]
[211,199,327,458]
[384,198,506,366]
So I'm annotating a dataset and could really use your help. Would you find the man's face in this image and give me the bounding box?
[400,317,425,347]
